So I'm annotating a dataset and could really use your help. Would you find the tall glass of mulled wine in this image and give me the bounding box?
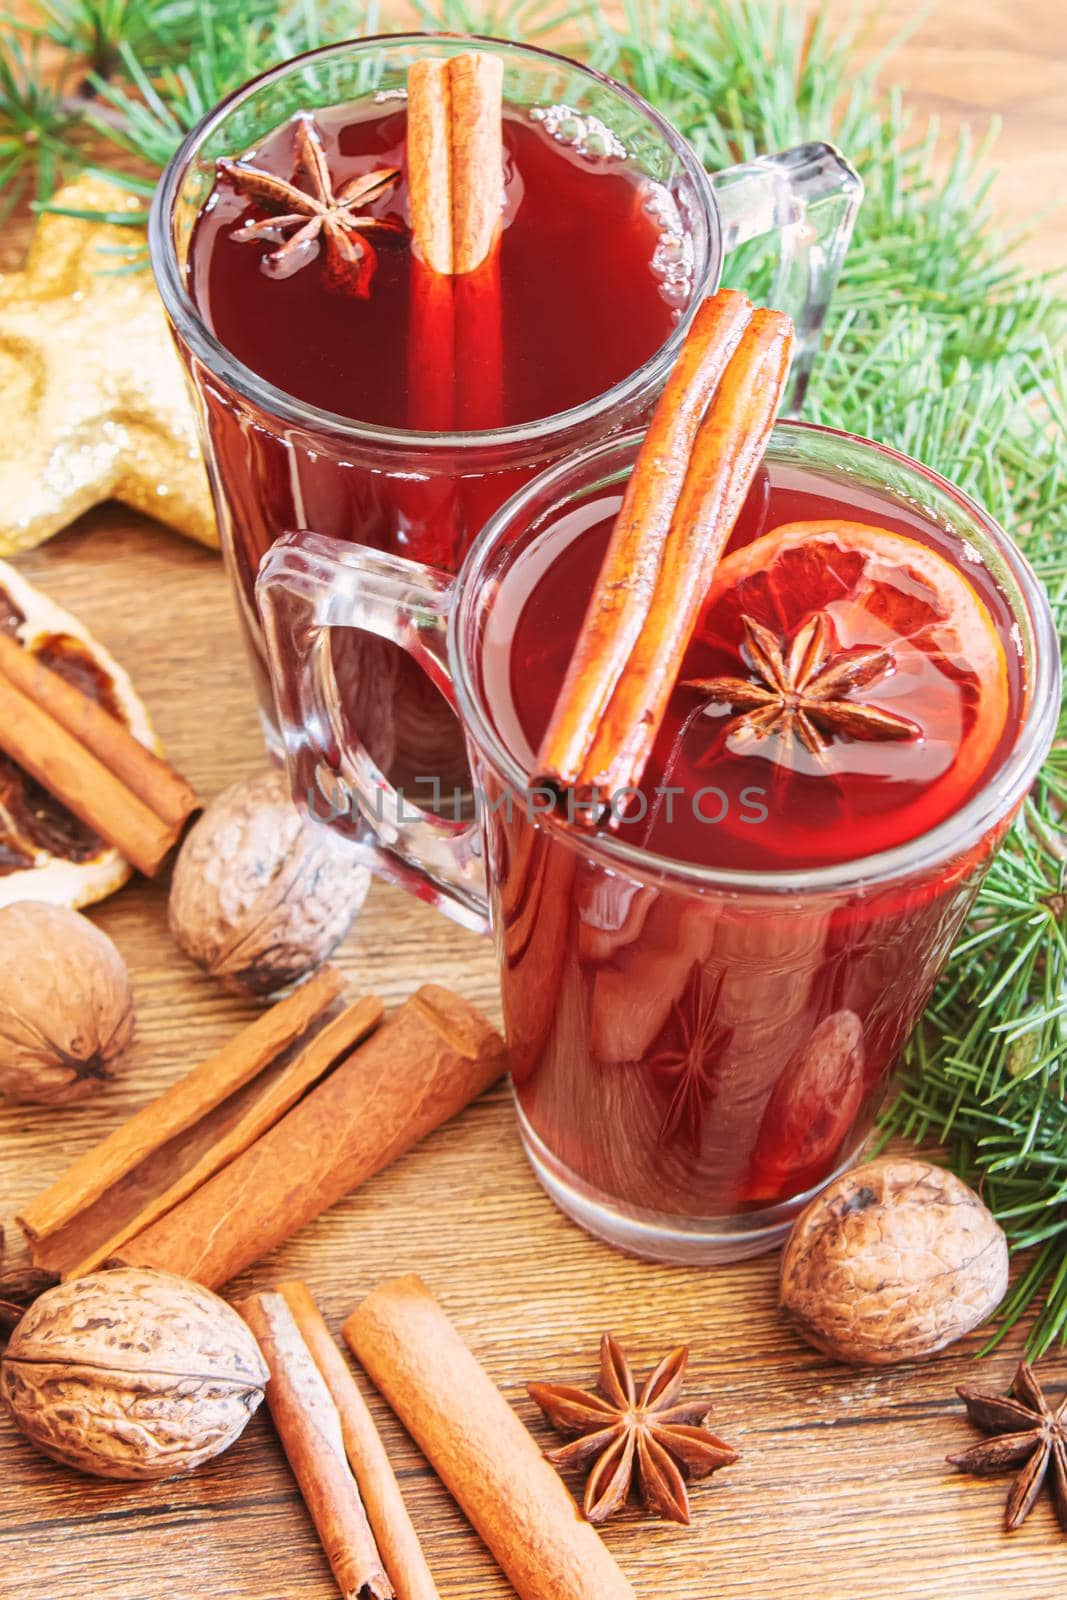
[257,421,1058,1261]
[150,32,861,917]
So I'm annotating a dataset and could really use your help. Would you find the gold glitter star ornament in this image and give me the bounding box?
[0,176,217,555]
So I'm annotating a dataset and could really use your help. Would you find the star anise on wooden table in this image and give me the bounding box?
[527,1333,738,1524]
[218,112,402,296]
[685,610,918,764]
[947,1359,1067,1532]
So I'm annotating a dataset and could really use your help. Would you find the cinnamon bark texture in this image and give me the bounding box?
[17,971,379,1280]
[406,59,454,276]
[0,631,199,830]
[240,1290,394,1600]
[448,53,505,276]
[406,52,503,276]
[535,289,795,811]
[0,631,199,873]
[344,1277,637,1600]
[64,997,384,1279]
[114,988,505,1287]
[406,49,504,554]
[275,1282,440,1600]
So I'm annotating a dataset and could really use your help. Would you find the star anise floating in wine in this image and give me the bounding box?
[528,1333,738,1524]
[685,610,919,765]
[218,112,402,297]
[947,1360,1067,1533]
[647,966,732,1154]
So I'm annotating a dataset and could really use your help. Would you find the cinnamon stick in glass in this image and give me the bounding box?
[405,259,461,568]
[500,826,576,1085]
[407,58,454,275]
[535,289,795,811]
[406,48,504,552]
[448,52,504,276]
[275,1282,440,1600]
[113,987,506,1288]
[583,310,794,794]
[240,1290,394,1600]
[456,252,503,432]
[408,261,455,434]
[447,52,504,434]
[407,51,503,276]
[344,1276,636,1600]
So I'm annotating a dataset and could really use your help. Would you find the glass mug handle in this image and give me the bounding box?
[711,142,863,411]
[257,531,490,932]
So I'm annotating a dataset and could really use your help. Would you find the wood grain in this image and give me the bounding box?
[1,3,1066,1598]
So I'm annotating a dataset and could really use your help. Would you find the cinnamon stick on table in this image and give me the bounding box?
[113,987,506,1288]
[241,1290,394,1600]
[344,1276,636,1600]
[17,971,387,1283]
[535,288,795,812]
[271,1282,440,1600]
[0,631,200,874]
[63,995,384,1280]
[0,631,199,829]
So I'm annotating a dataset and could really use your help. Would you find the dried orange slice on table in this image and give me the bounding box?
[683,520,1012,865]
[0,560,161,909]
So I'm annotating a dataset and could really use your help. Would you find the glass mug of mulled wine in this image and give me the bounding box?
[150,30,861,899]
[257,421,1059,1262]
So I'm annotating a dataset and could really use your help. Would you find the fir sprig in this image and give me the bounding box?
[7,0,192,77]
[0,31,82,216]
[889,800,1067,1356]
[0,0,1064,1352]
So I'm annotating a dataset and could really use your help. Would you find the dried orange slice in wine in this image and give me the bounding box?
[0,560,160,909]
[686,520,1011,862]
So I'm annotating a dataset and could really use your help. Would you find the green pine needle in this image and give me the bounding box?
[5,0,177,77]
[0,0,1063,1353]
[0,30,82,214]
[886,800,1067,1357]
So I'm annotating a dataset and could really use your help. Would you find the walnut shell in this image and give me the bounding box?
[0,902,134,1104]
[0,1268,268,1478]
[0,1220,56,1322]
[779,1156,1009,1365]
[169,769,369,996]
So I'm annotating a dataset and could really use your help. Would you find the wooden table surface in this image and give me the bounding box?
[1,4,1065,1598]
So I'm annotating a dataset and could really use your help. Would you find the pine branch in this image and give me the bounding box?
[884,803,1067,1357]
[0,29,83,214]
[5,0,197,78]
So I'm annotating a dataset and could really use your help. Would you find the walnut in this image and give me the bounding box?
[0,902,134,1104]
[0,1268,268,1478]
[0,1222,57,1335]
[169,769,369,996]
[779,1156,1009,1365]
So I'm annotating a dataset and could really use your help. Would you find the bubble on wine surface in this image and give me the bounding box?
[528,103,628,161]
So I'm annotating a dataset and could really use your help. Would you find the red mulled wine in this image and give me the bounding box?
[184,100,683,787]
[191,104,680,428]
[477,459,1023,1219]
